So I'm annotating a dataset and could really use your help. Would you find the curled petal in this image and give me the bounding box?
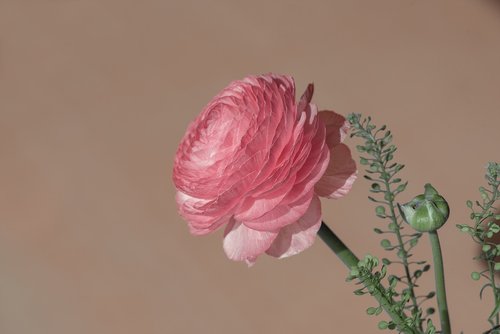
[266,195,322,258]
[318,110,349,148]
[223,219,278,265]
[315,143,357,199]
[298,83,314,109]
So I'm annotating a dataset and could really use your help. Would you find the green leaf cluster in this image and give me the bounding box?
[347,114,435,333]
[458,162,500,333]
[347,255,436,334]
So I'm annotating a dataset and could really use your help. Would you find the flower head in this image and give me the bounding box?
[173,74,357,265]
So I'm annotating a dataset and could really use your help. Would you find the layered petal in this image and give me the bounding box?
[315,143,357,199]
[266,195,322,258]
[223,219,278,265]
[243,189,314,231]
[234,174,297,221]
[318,110,349,148]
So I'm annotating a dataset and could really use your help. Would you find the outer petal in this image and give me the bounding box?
[315,143,357,199]
[266,195,322,258]
[297,83,314,112]
[223,219,278,265]
[242,189,314,231]
[318,110,349,148]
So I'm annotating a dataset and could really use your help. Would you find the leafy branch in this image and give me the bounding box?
[348,114,433,332]
[348,255,436,334]
[458,162,500,333]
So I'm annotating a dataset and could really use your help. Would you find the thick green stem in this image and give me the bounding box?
[318,222,419,334]
[429,230,451,334]
[318,222,359,267]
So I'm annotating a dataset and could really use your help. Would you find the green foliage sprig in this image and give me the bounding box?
[458,162,500,333]
[347,255,436,333]
[347,114,435,332]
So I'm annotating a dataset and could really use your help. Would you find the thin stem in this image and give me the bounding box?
[318,222,419,334]
[364,128,421,323]
[381,174,422,330]
[483,325,500,334]
[487,258,499,328]
[429,230,451,334]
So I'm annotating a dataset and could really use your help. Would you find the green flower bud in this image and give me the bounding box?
[398,183,450,232]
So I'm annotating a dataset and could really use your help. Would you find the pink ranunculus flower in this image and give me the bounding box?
[173,74,357,265]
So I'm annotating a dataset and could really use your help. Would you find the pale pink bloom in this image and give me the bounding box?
[173,74,356,265]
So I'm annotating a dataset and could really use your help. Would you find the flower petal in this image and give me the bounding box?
[298,83,314,110]
[318,110,349,148]
[242,189,314,231]
[234,175,297,221]
[266,194,322,258]
[223,219,278,264]
[315,143,357,199]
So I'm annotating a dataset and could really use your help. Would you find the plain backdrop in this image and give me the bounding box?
[1,0,500,333]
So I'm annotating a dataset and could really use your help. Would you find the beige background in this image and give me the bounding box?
[1,0,500,333]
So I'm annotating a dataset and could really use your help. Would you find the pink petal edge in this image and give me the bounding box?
[318,110,349,148]
[223,219,278,265]
[266,194,322,258]
[315,143,357,199]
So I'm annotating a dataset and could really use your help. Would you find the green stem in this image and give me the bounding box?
[487,257,499,329]
[486,256,499,327]
[429,230,451,334]
[318,222,359,267]
[383,178,421,327]
[375,153,421,329]
[318,222,419,334]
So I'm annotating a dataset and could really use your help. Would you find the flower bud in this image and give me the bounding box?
[398,184,450,232]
